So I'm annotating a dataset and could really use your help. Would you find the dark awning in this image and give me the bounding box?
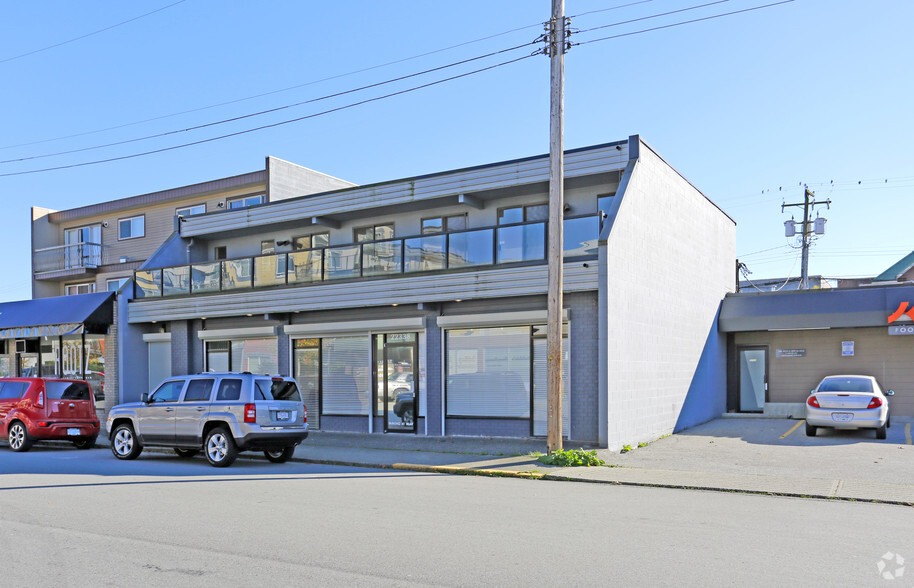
[0,291,115,339]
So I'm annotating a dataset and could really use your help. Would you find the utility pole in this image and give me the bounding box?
[782,188,830,289]
[546,0,567,454]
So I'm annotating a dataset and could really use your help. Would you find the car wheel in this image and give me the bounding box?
[8,421,33,452]
[174,448,199,459]
[805,422,817,437]
[111,424,143,460]
[264,446,296,463]
[205,427,237,467]
[876,423,887,440]
[73,435,97,450]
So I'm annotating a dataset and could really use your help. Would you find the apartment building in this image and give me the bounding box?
[0,157,353,411]
[121,136,735,449]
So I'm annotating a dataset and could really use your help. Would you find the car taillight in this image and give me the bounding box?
[37,421,49,427]
[867,397,883,409]
[303,404,307,423]
[244,403,256,423]
[807,396,820,408]
[36,391,44,408]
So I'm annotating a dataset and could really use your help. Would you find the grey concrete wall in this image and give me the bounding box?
[31,207,60,299]
[602,137,735,450]
[267,156,356,202]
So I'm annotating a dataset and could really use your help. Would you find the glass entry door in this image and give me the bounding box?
[17,354,38,377]
[738,346,767,412]
[373,333,417,433]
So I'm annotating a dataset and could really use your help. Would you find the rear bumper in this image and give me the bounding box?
[237,428,309,451]
[29,421,101,440]
[806,406,885,429]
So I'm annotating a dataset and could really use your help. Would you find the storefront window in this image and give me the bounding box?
[40,337,60,376]
[0,357,9,378]
[321,336,370,415]
[85,335,105,404]
[446,327,531,418]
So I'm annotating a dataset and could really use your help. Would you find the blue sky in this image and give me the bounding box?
[1,0,911,301]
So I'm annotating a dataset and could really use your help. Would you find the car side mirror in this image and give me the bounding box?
[886,390,895,396]
[141,393,150,403]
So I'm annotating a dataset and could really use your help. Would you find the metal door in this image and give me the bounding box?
[737,346,767,412]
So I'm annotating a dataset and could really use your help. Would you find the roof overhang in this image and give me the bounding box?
[0,291,115,339]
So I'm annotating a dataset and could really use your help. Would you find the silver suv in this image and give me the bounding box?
[106,372,308,467]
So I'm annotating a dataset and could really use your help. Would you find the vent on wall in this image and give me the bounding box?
[15,340,26,353]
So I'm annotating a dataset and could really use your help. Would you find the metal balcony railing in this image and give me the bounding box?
[133,214,601,299]
[33,242,107,274]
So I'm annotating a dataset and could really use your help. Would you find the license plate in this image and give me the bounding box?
[67,428,81,436]
[832,413,853,423]
[276,411,290,421]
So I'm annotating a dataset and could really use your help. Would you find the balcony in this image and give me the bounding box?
[133,214,601,299]
[34,242,109,280]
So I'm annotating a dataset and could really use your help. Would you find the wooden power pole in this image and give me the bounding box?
[547,0,566,454]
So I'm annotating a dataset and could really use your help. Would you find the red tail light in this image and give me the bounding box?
[303,404,308,424]
[36,391,44,408]
[244,403,256,423]
[867,397,883,409]
[37,421,49,427]
[807,396,820,408]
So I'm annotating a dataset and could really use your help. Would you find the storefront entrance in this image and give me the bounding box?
[373,333,417,433]
[17,353,38,377]
[737,346,767,412]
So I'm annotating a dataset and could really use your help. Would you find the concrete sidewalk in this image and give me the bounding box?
[63,421,914,506]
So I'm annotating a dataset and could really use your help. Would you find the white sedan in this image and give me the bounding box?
[806,375,894,439]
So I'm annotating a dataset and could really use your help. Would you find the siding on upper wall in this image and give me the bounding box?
[734,327,914,417]
[603,138,735,450]
[180,143,629,238]
[52,186,267,267]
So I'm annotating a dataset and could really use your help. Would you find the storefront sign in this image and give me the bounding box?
[776,348,806,358]
[889,325,914,336]
[888,302,914,324]
[842,341,854,356]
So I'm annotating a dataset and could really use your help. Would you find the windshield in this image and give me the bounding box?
[817,377,874,393]
[254,379,302,402]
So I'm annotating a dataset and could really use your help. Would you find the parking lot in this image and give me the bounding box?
[601,417,914,486]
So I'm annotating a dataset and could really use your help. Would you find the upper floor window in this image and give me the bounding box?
[293,233,329,250]
[597,193,615,214]
[261,240,275,255]
[176,204,206,217]
[227,194,265,210]
[118,215,145,240]
[107,277,129,292]
[422,214,467,234]
[214,246,227,260]
[498,204,547,225]
[66,282,96,296]
[354,223,394,242]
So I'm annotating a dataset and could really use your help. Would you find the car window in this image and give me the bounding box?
[818,377,874,393]
[150,381,184,402]
[0,382,28,400]
[254,379,302,402]
[183,379,214,402]
[46,381,91,400]
[216,379,242,401]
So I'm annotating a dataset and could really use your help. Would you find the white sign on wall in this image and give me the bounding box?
[841,341,855,357]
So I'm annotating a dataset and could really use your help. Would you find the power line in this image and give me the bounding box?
[0,41,536,165]
[0,0,188,65]
[1,0,798,178]
[0,54,536,177]
[569,0,655,18]
[575,0,732,35]
[0,15,545,152]
[575,0,795,46]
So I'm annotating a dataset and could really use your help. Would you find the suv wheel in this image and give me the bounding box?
[205,427,237,467]
[111,424,143,460]
[8,421,33,452]
[264,446,296,463]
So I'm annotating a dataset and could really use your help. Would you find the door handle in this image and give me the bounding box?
[196,407,206,412]
[165,408,175,412]
[68,403,75,408]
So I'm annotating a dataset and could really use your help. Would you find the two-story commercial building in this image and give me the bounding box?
[4,157,353,411]
[120,136,736,449]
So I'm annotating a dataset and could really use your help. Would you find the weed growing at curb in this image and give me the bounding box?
[533,448,605,467]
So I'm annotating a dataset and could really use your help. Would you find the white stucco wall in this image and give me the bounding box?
[602,138,735,449]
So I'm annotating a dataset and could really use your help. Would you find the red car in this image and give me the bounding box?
[0,378,100,451]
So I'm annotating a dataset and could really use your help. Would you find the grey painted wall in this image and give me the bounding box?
[601,137,735,450]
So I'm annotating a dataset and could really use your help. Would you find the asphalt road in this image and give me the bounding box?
[0,446,911,587]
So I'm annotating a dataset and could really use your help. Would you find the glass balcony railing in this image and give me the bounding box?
[133,214,601,299]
